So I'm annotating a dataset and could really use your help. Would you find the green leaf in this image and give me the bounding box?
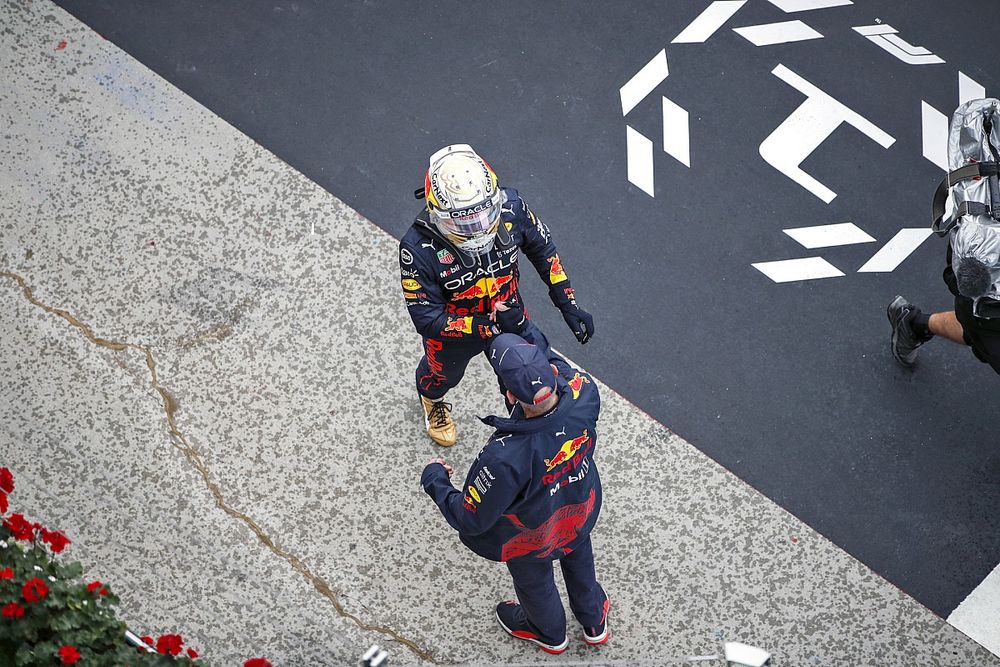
[59,561,84,579]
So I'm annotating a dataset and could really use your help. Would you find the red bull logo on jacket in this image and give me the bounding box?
[500,487,596,561]
[451,274,514,301]
[567,372,590,400]
[444,316,473,334]
[547,254,567,284]
[544,430,590,472]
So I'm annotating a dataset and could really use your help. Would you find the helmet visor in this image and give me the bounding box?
[432,195,501,239]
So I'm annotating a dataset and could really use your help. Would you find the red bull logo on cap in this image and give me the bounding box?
[544,430,590,472]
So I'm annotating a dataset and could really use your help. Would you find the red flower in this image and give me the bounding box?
[0,567,13,580]
[187,647,199,659]
[42,529,71,554]
[156,634,184,656]
[244,659,273,667]
[0,468,13,494]
[22,578,48,603]
[58,645,81,665]
[3,513,34,541]
[86,580,102,592]
[0,492,7,515]
[100,587,108,596]
[1,602,24,618]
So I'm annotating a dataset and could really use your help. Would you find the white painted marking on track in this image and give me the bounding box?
[733,20,823,47]
[626,126,655,197]
[857,229,933,272]
[760,65,895,203]
[752,257,844,282]
[948,560,1000,658]
[620,50,668,116]
[853,24,894,37]
[959,71,986,105]
[921,101,949,171]
[672,1,746,44]
[784,222,874,249]
[661,96,690,167]
[766,0,852,11]
[853,25,944,65]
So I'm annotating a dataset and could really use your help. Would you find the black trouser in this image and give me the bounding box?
[955,298,1000,375]
[505,535,603,642]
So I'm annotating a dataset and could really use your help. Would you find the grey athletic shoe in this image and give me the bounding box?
[887,296,928,367]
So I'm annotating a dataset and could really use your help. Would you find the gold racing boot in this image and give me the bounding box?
[420,395,457,447]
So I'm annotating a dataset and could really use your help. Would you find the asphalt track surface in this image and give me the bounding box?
[52,0,999,619]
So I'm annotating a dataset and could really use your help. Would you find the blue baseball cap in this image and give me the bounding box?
[488,334,556,405]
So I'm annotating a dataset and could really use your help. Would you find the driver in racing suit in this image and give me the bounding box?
[400,144,594,447]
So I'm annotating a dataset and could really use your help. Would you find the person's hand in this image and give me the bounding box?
[427,457,454,478]
[560,305,594,344]
[493,301,528,334]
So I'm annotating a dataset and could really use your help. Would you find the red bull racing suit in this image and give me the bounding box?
[400,187,583,398]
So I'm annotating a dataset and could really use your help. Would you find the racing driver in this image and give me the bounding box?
[399,144,594,447]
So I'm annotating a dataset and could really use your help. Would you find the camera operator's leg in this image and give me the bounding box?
[928,311,966,344]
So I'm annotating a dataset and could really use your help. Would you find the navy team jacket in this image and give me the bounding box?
[399,187,580,344]
[421,337,602,562]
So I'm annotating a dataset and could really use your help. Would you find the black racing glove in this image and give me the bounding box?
[560,305,594,344]
[495,304,528,334]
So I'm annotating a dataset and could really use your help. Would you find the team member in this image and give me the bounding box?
[888,240,1000,374]
[420,328,609,655]
[400,144,594,446]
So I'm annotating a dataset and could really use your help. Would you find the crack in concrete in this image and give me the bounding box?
[1,271,441,665]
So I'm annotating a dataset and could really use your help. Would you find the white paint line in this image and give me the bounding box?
[751,257,844,283]
[766,0,852,12]
[921,101,949,171]
[783,222,875,249]
[733,20,823,47]
[882,33,932,57]
[880,34,945,64]
[853,24,894,37]
[857,228,933,272]
[661,96,690,167]
[772,65,895,147]
[620,50,668,116]
[672,1,746,44]
[855,26,945,66]
[626,126,655,197]
[948,560,1000,658]
[959,71,987,105]
[760,65,894,203]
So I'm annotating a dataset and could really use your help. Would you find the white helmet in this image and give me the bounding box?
[424,144,502,255]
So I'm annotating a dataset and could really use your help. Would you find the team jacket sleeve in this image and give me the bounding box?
[507,190,579,310]
[421,455,522,536]
[399,240,497,340]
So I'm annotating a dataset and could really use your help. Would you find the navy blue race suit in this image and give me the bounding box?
[421,329,604,640]
[399,187,583,399]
